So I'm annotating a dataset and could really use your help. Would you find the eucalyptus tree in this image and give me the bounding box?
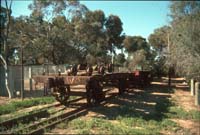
[169,1,200,79]
[74,10,108,64]
[27,0,126,66]
[124,36,150,54]
[0,6,7,55]
[49,15,80,64]
[123,36,152,71]
[105,15,124,64]
[148,26,172,76]
[0,0,13,98]
[148,25,171,56]
[8,15,53,65]
[28,0,89,65]
[0,1,12,62]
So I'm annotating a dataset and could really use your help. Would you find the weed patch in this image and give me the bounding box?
[166,106,200,120]
[67,117,162,134]
[160,119,180,131]
[117,116,180,133]
[0,97,55,115]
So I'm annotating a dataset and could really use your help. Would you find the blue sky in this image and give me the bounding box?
[3,0,170,39]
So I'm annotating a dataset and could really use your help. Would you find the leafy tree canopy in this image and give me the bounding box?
[169,1,200,79]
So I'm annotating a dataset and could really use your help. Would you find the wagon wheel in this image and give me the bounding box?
[118,78,126,95]
[86,80,104,106]
[55,85,70,104]
[86,83,96,106]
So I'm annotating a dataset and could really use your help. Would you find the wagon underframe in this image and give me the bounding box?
[32,72,151,106]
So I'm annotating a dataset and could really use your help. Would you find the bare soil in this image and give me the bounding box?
[0,96,11,105]
[171,81,200,135]
[160,77,200,135]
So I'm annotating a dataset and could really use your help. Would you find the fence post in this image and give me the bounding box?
[190,79,195,96]
[195,82,200,106]
[29,67,32,91]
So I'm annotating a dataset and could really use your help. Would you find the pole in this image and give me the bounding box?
[167,32,171,87]
[29,67,32,91]
[195,82,200,106]
[21,45,24,100]
[190,79,195,96]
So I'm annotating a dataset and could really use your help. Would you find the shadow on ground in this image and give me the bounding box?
[90,78,188,122]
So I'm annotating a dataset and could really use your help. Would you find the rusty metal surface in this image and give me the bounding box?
[32,75,91,85]
[32,71,151,86]
[104,73,131,79]
[63,76,90,85]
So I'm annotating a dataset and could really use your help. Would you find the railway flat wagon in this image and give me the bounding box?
[32,71,151,106]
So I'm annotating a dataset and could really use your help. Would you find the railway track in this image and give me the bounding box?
[0,102,61,129]
[0,86,117,134]
[0,96,86,133]
[29,93,117,135]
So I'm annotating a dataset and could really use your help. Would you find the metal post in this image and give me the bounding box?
[21,45,24,100]
[195,82,200,106]
[29,67,32,91]
[190,79,195,96]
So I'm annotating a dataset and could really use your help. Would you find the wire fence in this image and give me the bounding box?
[0,64,137,97]
[0,65,68,97]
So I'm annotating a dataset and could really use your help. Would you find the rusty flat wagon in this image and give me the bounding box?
[32,71,151,106]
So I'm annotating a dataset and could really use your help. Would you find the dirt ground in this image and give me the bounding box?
[170,78,200,134]
[151,78,198,134]
[0,96,10,105]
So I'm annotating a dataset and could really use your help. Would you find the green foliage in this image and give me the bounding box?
[169,1,200,80]
[5,1,127,65]
[160,119,180,131]
[0,97,55,115]
[151,56,168,77]
[114,53,126,66]
[28,0,88,20]
[148,25,171,77]
[69,117,160,134]
[117,116,180,133]
[148,26,171,52]
[124,36,150,53]
[105,15,124,52]
[67,115,181,134]
[74,10,109,64]
[0,6,7,29]
[154,98,172,118]
[123,36,154,71]
[127,49,148,70]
